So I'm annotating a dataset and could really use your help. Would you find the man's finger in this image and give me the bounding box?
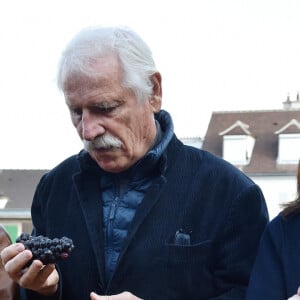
[4,249,32,280]
[1,243,24,264]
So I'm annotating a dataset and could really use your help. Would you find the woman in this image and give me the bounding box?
[246,162,300,299]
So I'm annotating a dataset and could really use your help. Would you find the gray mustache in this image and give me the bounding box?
[83,134,123,151]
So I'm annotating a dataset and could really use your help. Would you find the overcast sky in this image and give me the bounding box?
[0,0,299,169]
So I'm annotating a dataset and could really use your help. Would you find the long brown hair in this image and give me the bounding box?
[282,161,300,217]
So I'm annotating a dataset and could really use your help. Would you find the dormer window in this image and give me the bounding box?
[222,135,255,165]
[276,133,300,164]
[219,120,255,165]
[275,119,300,164]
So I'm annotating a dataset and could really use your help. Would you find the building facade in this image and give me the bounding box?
[0,169,48,240]
[202,98,300,219]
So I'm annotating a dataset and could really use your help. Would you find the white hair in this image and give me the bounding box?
[57,26,158,101]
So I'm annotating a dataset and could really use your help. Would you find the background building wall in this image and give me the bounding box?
[251,175,297,219]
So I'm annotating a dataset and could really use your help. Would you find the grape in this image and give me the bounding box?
[16,233,74,265]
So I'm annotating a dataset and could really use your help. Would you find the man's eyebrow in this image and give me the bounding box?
[92,99,124,107]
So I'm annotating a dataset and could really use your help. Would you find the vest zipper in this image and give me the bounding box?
[107,193,120,245]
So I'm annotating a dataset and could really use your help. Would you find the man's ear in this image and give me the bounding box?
[149,72,162,112]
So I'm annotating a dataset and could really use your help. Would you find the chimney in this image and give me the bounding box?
[283,92,300,109]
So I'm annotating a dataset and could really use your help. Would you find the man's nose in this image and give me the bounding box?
[82,111,104,141]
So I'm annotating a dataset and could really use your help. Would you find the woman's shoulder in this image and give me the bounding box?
[267,212,300,236]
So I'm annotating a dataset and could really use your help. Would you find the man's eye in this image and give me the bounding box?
[102,106,115,113]
[93,105,116,114]
[70,109,82,117]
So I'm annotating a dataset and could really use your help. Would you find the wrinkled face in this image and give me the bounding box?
[63,54,162,173]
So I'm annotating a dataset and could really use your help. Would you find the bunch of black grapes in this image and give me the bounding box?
[16,233,74,265]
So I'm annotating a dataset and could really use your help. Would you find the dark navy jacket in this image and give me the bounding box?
[24,111,268,300]
[246,213,300,299]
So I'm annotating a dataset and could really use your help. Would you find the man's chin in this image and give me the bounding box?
[91,151,126,173]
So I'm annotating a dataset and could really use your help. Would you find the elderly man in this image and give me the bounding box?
[1,26,268,300]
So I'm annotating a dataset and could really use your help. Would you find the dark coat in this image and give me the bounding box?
[25,136,268,300]
[246,213,300,300]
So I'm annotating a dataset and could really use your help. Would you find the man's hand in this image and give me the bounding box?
[90,291,143,300]
[0,243,59,296]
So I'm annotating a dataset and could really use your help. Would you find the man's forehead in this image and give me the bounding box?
[62,55,122,94]
[63,74,100,93]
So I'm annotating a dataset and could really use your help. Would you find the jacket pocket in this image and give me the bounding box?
[155,240,213,299]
